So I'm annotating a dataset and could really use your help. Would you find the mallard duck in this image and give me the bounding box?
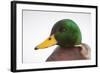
[35,19,90,61]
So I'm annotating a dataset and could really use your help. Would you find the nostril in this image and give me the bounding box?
[48,38,51,40]
[34,47,38,50]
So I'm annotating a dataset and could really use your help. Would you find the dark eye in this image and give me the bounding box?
[59,27,66,32]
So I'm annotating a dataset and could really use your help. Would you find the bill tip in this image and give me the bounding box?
[34,47,39,50]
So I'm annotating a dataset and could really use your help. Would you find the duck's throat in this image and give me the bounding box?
[58,44,75,48]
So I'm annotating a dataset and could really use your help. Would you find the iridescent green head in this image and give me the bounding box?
[51,19,82,48]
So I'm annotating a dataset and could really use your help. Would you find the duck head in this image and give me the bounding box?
[35,19,82,50]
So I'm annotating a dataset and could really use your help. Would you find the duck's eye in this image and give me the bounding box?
[59,27,66,32]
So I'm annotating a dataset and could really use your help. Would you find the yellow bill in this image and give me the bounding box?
[35,35,57,50]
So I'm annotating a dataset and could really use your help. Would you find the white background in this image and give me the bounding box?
[0,0,99,73]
